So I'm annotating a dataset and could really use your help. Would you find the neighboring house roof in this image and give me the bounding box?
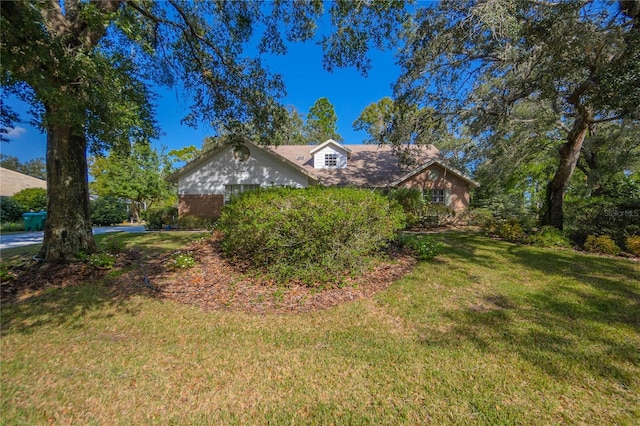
[0,167,47,196]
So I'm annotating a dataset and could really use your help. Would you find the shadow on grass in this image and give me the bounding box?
[0,279,141,337]
[1,232,210,337]
[420,231,640,386]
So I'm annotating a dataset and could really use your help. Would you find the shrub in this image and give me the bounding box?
[584,235,621,256]
[497,219,526,243]
[1,196,25,222]
[387,187,423,227]
[565,197,640,248]
[625,236,640,257]
[526,226,571,248]
[0,221,25,233]
[420,203,456,228]
[144,206,178,230]
[91,196,128,226]
[11,188,47,212]
[176,215,217,230]
[218,187,406,286]
[399,234,443,260]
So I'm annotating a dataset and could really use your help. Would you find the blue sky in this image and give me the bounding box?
[1,32,400,163]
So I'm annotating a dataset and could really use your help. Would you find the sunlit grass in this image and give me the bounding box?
[1,231,639,424]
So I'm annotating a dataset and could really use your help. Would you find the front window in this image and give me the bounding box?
[224,184,260,203]
[325,153,338,167]
[428,189,445,204]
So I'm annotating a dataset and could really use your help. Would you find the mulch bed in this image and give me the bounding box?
[2,237,416,314]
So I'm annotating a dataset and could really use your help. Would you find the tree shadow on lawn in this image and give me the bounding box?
[421,233,640,386]
[1,267,143,338]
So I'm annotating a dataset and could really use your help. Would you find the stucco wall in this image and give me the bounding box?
[401,164,471,212]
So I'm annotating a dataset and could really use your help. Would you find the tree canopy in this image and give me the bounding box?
[394,0,640,228]
[0,0,408,261]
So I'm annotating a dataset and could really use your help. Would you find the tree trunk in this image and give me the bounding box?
[38,119,96,261]
[542,114,590,229]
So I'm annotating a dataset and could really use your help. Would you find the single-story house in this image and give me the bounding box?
[0,167,47,197]
[167,139,479,219]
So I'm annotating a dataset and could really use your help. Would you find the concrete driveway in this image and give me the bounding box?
[0,225,147,250]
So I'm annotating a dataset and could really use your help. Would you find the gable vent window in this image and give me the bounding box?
[325,153,338,167]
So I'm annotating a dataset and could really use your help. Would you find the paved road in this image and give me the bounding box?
[0,226,147,250]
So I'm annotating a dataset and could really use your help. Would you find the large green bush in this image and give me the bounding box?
[11,188,47,212]
[1,196,25,222]
[90,196,128,226]
[218,187,406,285]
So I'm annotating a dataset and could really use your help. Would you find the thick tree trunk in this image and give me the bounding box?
[542,115,590,229]
[38,120,96,261]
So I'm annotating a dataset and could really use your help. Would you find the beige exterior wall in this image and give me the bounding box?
[178,194,224,219]
[401,164,471,212]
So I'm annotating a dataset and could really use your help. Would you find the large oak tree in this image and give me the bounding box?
[1,0,407,261]
[395,0,639,228]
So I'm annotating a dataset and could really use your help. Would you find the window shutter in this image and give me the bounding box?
[445,189,452,207]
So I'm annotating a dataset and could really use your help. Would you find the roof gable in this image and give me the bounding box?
[309,139,352,157]
[167,140,318,184]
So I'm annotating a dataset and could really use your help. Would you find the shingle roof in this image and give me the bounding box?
[0,167,47,196]
[268,143,443,187]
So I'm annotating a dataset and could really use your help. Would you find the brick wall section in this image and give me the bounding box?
[402,164,471,212]
[178,194,224,218]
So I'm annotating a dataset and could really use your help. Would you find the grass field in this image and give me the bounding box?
[1,231,639,424]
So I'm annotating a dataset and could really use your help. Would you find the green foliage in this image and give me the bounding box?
[564,197,640,248]
[11,188,46,212]
[90,143,174,221]
[218,187,405,286]
[144,206,178,230]
[87,252,117,269]
[526,226,571,248]
[625,236,640,257]
[0,154,46,179]
[0,221,25,233]
[305,97,342,143]
[176,216,217,231]
[1,196,25,222]
[386,188,456,229]
[398,234,443,260]
[497,220,526,243]
[584,235,621,256]
[167,252,196,270]
[90,196,128,226]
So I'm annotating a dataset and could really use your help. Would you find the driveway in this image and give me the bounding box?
[0,225,147,250]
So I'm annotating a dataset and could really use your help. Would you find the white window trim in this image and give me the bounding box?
[324,153,338,167]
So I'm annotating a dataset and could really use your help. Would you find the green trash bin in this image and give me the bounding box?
[23,211,47,231]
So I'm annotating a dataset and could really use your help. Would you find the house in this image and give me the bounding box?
[167,139,479,219]
[0,167,47,197]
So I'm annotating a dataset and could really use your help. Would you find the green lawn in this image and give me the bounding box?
[1,231,639,424]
